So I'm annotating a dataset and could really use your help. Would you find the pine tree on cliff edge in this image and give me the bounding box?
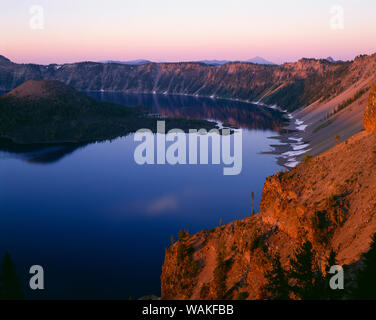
[288,241,323,300]
[263,253,290,300]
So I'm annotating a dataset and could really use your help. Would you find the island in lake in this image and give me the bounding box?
[0,80,217,145]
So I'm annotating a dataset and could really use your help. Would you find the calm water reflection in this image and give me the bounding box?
[87,92,286,132]
[0,93,284,299]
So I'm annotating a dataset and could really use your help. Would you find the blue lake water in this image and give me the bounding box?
[0,92,283,299]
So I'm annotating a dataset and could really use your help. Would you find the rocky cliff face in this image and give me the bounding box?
[161,96,376,299]
[364,83,376,132]
[1,54,376,111]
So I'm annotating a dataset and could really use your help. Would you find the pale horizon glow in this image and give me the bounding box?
[1,0,376,65]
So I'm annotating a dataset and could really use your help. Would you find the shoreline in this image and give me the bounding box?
[89,89,312,168]
[261,111,312,169]
[87,89,284,110]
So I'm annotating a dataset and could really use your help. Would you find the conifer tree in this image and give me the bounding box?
[288,241,322,300]
[263,254,290,300]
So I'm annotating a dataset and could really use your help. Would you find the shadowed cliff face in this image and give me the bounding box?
[161,88,376,300]
[2,54,376,111]
[364,83,376,132]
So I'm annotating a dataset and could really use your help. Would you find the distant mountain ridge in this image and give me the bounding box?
[325,56,344,63]
[98,57,276,66]
[197,57,276,65]
[1,53,376,112]
[246,56,276,65]
[99,59,152,65]
[0,55,11,64]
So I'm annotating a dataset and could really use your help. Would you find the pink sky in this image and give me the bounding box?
[1,0,376,64]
